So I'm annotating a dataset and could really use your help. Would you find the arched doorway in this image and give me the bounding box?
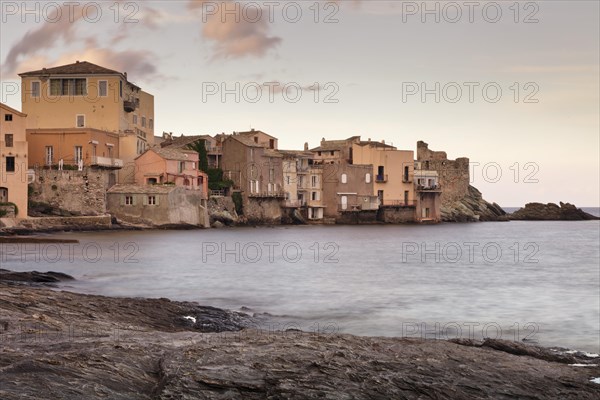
[0,187,8,203]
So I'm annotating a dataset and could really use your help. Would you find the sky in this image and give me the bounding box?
[1,0,598,206]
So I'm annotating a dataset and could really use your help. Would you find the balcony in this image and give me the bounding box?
[416,184,442,192]
[376,174,388,183]
[123,98,139,112]
[381,200,417,207]
[284,200,307,208]
[248,191,286,199]
[91,156,123,169]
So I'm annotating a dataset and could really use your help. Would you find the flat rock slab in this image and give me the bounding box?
[1,284,599,399]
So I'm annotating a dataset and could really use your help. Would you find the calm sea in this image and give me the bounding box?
[2,219,599,352]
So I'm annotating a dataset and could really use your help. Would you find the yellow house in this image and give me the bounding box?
[352,140,415,206]
[19,61,154,183]
[0,103,29,218]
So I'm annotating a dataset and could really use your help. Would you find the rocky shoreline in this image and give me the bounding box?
[1,270,599,399]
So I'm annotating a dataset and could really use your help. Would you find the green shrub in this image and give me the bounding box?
[232,192,243,216]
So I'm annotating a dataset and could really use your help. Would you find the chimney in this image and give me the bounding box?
[382,140,385,144]
[124,72,128,80]
[251,128,255,132]
[76,60,80,63]
[368,138,371,142]
[321,137,325,144]
[304,142,308,151]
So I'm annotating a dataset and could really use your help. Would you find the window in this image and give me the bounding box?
[74,146,83,163]
[45,146,54,165]
[76,114,85,128]
[286,176,290,185]
[133,114,138,125]
[254,137,258,143]
[5,134,13,147]
[341,195,348,210]
[4,114,12,121]
[31,81,40,98]
[5,157,15,172]
[341,173,347,184]
[318,151,322,156]
[148,196,156,205]
[119,80,123,97]
[147,178,157,185]
[311,175,317,187]
[125,196,133,205]
[179,161,185,173]
[50,78,87,96]
[141,116,146,127]
[366,173,371,183]
[98,80,108,97]
[312,191,320,201]
[269,168,274,182]
[330,151,334,156]
[269,139,274,149]
[149,119,154,129]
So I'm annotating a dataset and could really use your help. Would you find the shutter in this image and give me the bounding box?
[143,196,148,206]
[120,195,125,206]
[131,195,136,206]
[155,195,160,206]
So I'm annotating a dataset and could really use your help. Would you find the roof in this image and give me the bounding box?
[263,149,284,158]
[0,102,27,117]
[236,130,276,139]
[226,135,265,148]
[310,136,360,152]
[162,135,213,149]
[277,150,313,158]
[107,184,177,194]
[138,147,199,161]
[357,141,397,150]
[19,61,124,77]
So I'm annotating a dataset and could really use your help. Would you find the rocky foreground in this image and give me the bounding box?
[1,273,599,399]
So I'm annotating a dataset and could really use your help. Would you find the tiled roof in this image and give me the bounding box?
[19,61,124,77]
[107,184,177,194]
[263,149,284,158]
[237,130,275,139]
[357,141,397,149]
[139,147,198,161]
[227,135,265,148]
[0,102,27,117]
[278,150,313,158]
[163,135,213,149]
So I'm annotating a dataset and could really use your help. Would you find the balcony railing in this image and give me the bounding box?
[123,98,139,112]
[91,156,123,169]
[381,200,417,207]
[248,191,286,198]
[376,174,388,183]
[284,200,307,208]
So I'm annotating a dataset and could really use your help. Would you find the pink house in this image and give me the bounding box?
[134,147,208,194]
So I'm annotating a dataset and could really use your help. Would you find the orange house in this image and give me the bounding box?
[134,147,208,195]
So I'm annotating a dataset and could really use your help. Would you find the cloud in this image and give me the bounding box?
[3,4,85,75]
[189,0,281,59]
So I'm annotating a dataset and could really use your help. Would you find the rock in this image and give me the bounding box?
[211,220,224,229]
[0,269,75,285]
[442,185,508,222]
[508,202,599,220]
[0,276,598,399]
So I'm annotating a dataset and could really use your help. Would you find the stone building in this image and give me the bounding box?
[107,184,209,228]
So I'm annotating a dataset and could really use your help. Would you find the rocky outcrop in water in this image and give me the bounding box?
[1,272,599,399]
[508,202,599,220]
[442,185,507,222]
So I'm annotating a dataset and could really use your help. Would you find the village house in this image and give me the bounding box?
[235,129,278,150]
[0,103,30,218]
[19,61,154,184]
[134,147,208,194]
[221,134,284,223]
[158,133,224,169]
[106,184,209,228]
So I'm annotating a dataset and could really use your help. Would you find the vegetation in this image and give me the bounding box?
[0,202,18,217]
[186,139,209,173]
[207,168,234,191]
[232,192,244,216]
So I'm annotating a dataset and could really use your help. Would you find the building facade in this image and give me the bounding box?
[0,103,29,218]
[19,61,154,183]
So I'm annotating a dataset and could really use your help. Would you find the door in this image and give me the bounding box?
[404,190,409,205]
[341,195,348,210]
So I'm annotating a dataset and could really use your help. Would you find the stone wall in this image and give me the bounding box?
[244,198,282,224]
[378,207,415,223]
[12,215,112,232]
[417,141,470,206]
[29,169,110,216]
